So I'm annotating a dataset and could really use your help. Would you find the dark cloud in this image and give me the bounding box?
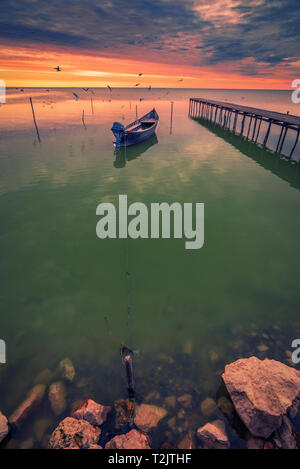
[0,0,299,73]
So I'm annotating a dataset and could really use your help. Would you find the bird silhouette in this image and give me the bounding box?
[107,85,112,92]
[72,92,79,101]
[82,88,90,92]
[135,83,140,87]
[148,85,151,91]
[138,73,143,76]
[54,66,62,72]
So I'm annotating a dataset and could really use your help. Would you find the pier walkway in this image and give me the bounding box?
[189,98,300,159]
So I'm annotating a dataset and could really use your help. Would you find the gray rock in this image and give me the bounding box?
[197,419,230,449]
[48,417,100,449]
[0,411,9,443]
[222,357,300,438]
[9,384,46,427]
[105,429,150,449]
[72,399,111,426]
[134,403,167,432]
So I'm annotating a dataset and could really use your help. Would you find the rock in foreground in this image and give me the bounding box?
[134,403,167,432]
[0,412,9,443]
[48,417,101,449]
[197,419,230,449]
[72,399,111,427]
[222,357,300,438]
[105,429,150,449]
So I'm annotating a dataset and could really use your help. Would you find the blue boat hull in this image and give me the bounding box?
[111,109,159,148]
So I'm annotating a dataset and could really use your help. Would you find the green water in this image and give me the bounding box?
[0,88,300,448]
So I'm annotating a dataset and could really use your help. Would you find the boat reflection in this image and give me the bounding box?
[113,134,158,168]
[191,116,300,192]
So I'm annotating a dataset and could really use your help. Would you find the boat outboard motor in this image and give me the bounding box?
[111,122,125,149]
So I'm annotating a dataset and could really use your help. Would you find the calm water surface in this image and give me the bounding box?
[0,88,300,448]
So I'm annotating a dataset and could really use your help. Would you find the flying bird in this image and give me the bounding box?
[72,92,79,101]
[54,66,62,72]
[135,83,140,87]
[138,73,143,76]
[82,88,90,92]
[148,85,151,91]
[178,78,184,82]
[139,98,144,102]
[107,85,112,92]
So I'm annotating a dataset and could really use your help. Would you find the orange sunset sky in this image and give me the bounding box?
[0,0,299,89]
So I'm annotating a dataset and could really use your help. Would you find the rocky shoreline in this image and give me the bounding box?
[1,355,299,449]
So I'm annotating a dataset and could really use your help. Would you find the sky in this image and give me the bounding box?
[0,0,299,89]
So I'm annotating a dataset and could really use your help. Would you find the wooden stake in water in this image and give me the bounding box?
[29,97,41,142]
[90,95,94,115]
[170,101,174,135]
[82,109,87,130]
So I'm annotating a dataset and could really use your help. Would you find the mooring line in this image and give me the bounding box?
[125,236,132,348]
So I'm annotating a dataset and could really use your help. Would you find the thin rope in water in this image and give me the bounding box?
[125,236,132,348]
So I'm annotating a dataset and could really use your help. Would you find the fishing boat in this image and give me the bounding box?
[111,108,159,149]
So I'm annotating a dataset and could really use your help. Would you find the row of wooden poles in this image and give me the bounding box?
[189,99,300,160]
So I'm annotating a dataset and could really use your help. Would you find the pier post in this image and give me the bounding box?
[255,118,262,143]
[278,126,288,154]
[275,125,285,153]
[289,128,300,159]
[263,121,272,146]
[240,114,246,135]
[247,115,253,139]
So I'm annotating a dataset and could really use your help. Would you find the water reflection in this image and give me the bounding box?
[113,134,158,168]
[191,116,300,192]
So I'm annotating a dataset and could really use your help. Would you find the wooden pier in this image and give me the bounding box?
[189,98,300,160]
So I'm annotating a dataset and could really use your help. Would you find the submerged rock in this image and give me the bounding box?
[200,397,217,417]
[59,357,75,383]
[34,418,52,441]
[222,357,300,438]
[0,412,9,443]
[209,350,219,363]
[72,399,111,427]
[134,403,167,432]
[178,432,196,449]
[197,419,230,449]
[257,344,269,353]
[144,391,160,403]
[20,437,34,449]
[48,381,67,416]
[9,384,46,427]
[217,396,234,415]
[34,368,53,385]
[114,398,135,429]
[273,416,298,449]
[247,436,264,450]
[164,395,176,409]
[48,417,100,449]
[177,394,193,408]
[105,429,150,449]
